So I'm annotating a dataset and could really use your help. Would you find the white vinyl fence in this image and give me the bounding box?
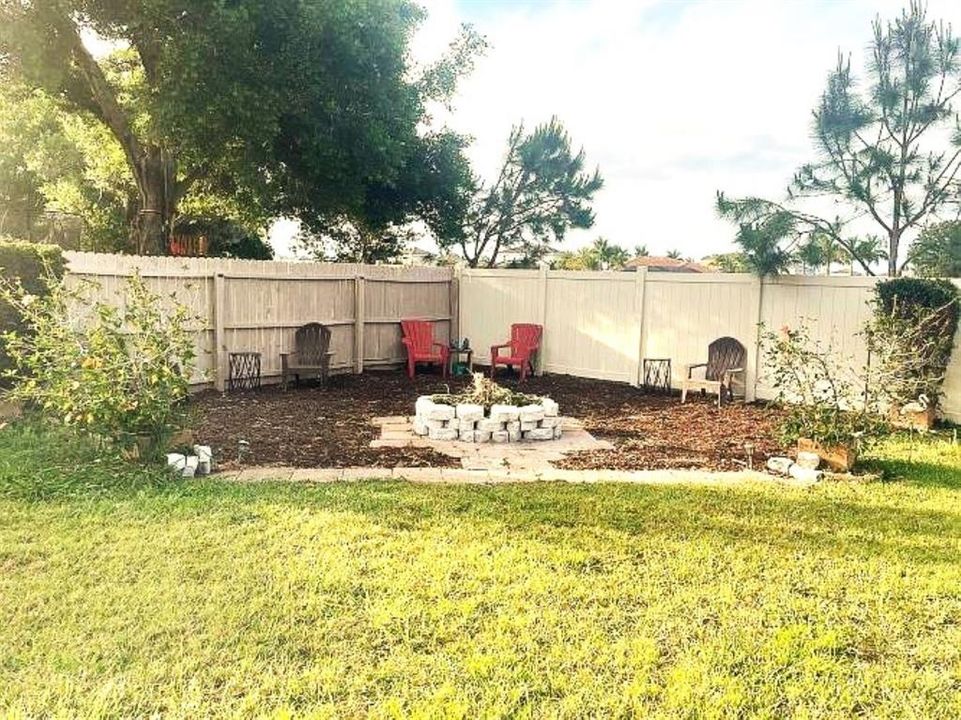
[64,252,456,390]
[458,268,961,423]
[59,253,961,422]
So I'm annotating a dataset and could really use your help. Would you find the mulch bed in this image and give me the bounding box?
[192,369,788,471]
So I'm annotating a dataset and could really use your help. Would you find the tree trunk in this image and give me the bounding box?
[133,146,176,255]
[887,231,900,277]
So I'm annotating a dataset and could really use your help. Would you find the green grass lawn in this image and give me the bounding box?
[1,426,960,718]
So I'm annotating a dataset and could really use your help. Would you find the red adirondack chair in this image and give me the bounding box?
[401,319,450,379]
[490,323,542,381]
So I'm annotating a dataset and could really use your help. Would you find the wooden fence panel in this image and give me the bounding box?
[63,252,453,390]
[642,274,758,390]
[757,277,877,399]
[364,278,452,366]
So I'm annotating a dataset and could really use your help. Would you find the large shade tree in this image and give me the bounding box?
[718,3,961,276]
[0,80,135,249]
[0,0,478,255]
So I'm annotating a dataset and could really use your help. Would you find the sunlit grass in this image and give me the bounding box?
[1,425,960,717]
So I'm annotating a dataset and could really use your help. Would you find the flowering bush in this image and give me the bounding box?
[1,272,197,460]
[761,322,885,447]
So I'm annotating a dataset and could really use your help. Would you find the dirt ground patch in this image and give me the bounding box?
[192,370,787,471]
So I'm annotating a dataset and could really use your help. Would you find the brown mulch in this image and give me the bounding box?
[191,369,788,471]
[528,374,788,471]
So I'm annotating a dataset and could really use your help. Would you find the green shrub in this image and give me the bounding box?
[868,278,960,408]
[761,322,885,450]
[0,238,64,381]
[0,272,197,461]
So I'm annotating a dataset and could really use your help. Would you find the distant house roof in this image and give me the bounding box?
[623,256,714,273]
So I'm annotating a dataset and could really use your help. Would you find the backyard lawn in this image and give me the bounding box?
[1,426,960,718]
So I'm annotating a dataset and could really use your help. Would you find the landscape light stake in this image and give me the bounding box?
[744,442,755,470]
[238,439,250,464]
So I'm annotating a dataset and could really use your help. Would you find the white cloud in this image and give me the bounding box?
[413,0,961,259]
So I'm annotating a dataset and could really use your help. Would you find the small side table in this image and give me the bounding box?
[642,358,671,394]
[228,352,261,392]
[449,348,474,377]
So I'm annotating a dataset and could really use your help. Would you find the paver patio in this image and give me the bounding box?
[370,414,614,471]
[217,464,803,486]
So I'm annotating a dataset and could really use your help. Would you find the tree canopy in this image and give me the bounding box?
[702,252,750,273]
[718,3,961,277]
[442,117,603,267]
[554,237,630,270]
[908,220,961,276]
[0,0,481,256]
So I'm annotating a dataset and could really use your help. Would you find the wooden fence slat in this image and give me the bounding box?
[62,252,453,389]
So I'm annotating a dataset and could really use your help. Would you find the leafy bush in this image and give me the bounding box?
[0,238,64,382]
[0,272,197,460]
[867,278,959,408]
[761,322,884,448]
[907,220,961,278]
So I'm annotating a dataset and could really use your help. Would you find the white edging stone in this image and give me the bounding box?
[455,403,484,421]
[489,404,520,422]
[414,395,562,444]
[428,426,458,441]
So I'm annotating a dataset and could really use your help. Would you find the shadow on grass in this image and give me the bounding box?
[862,433,961,490]
[73,474,956,567]
[0,422,171,501]
[863,458,961,491]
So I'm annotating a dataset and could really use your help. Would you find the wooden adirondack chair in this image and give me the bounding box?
[280,323,334,390]
[680,336,746,407]
[401,319,450,379]
[490,323,543,382]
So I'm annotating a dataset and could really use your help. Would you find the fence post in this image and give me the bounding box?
[213,272,226,392]
[747,276,764,402]
[536,264,548,375]
[354,274,365,374]
[633,267,648,387]
[449,268,460,345]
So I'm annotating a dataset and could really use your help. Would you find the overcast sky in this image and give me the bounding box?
[271,0,961,259]
[403,0,961,260]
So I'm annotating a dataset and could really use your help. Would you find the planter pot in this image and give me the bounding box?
[797,437,858,472]
[120,433,155,461]
[889,404,936,432]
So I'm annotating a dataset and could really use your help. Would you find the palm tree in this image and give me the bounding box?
[797,239,826,275]
[591,237,629,269]
[554,247,600,270]
[844,236,888,275]
[634,244,650,257]
[666,249,683,259]
[798,233,845,275]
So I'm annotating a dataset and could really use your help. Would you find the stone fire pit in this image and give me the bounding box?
[413,395,562,443]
